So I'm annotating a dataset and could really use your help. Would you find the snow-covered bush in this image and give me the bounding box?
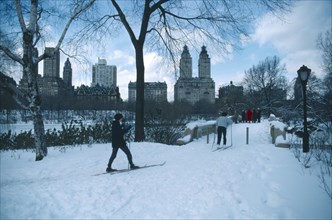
[0,120,113,151]
[0,130,34,150]
[288,122,332,199]
[145,117,187,145]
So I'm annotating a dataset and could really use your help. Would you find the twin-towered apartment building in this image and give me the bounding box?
[128,45,215,104]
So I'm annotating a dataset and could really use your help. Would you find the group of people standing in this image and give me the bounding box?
[241,108,261,123]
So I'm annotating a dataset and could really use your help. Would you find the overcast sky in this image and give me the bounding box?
[43,0,331,101]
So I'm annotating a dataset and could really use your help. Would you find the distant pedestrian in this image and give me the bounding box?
[257,108,262,123]
[253,109,257,123]
[216,112,233,146]
[241,110,246,123]
[247,108,253,123]
[106,113,139,172]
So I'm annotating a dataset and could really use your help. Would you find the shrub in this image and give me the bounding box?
[0,120,113,151]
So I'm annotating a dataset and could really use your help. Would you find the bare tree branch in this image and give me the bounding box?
[0,44,23,65]
[111,0,138,45]
[28,0,38,33]
[15,0,27,33]
[36,0,96,63]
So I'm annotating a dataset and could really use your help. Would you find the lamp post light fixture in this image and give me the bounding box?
[297,65,311,153]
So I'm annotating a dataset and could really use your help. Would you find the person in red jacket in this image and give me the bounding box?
[246,108,253,123]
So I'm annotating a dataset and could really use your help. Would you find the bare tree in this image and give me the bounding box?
[0,0,95,161]
[242,56,288,114]
[81,0,291,141]
[317,28,332,76]
[317,29,332,123]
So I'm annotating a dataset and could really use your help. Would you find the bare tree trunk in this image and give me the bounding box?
[33,108,47,161]
[135,43,145,141]
[22,31,47,161]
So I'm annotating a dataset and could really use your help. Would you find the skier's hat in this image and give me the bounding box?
[114,113,123,121]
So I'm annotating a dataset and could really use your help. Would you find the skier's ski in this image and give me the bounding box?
[94,161,166,176]
[212,145,232,152]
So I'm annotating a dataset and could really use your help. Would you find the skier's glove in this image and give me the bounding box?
[124,124,132,134]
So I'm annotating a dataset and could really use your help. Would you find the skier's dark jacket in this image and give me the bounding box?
[111,120,131,148]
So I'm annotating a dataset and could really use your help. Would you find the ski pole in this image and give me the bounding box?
[231,123,233,147]
[211,125,216,149]
[126,124,131,169]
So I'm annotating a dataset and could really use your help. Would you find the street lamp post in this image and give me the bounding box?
[297,65,311,153]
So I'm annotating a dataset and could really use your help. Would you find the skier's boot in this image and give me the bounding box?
[130,164,139,169]
[106,167,117,173]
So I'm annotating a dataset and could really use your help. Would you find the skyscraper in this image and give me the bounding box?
[92,58,117,88]
[63,58,72,87]
[43,47,60,78]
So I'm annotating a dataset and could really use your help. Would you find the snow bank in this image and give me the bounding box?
[269,120,289,148]
[176,134,191,145]
[275,135,290,148]
[176,120,216,145]
[270,120,287,131]
[186,119,215,129]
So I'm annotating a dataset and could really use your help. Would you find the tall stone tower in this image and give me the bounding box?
[198,46,211,79]
[43,47,60,78]
[179,45,192,79]
[63,58,72,87]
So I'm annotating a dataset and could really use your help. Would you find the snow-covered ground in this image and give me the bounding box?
[1,120,331,219]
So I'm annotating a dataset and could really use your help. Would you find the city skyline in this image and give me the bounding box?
[9,0,332,102]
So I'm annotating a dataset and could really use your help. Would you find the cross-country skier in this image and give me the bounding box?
[106,113,139,172]
[216,112,233,146]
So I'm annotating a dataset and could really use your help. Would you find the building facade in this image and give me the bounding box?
[92,58,117,88]
[217,81,244,114]
[218,81,244,101]
[76,84,120,102]
[128,81,167,103]
[43,47,60,78]
[19,47,71,97]
[174,45,215,105]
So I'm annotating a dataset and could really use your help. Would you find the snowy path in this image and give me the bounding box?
[1,120,331,219]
